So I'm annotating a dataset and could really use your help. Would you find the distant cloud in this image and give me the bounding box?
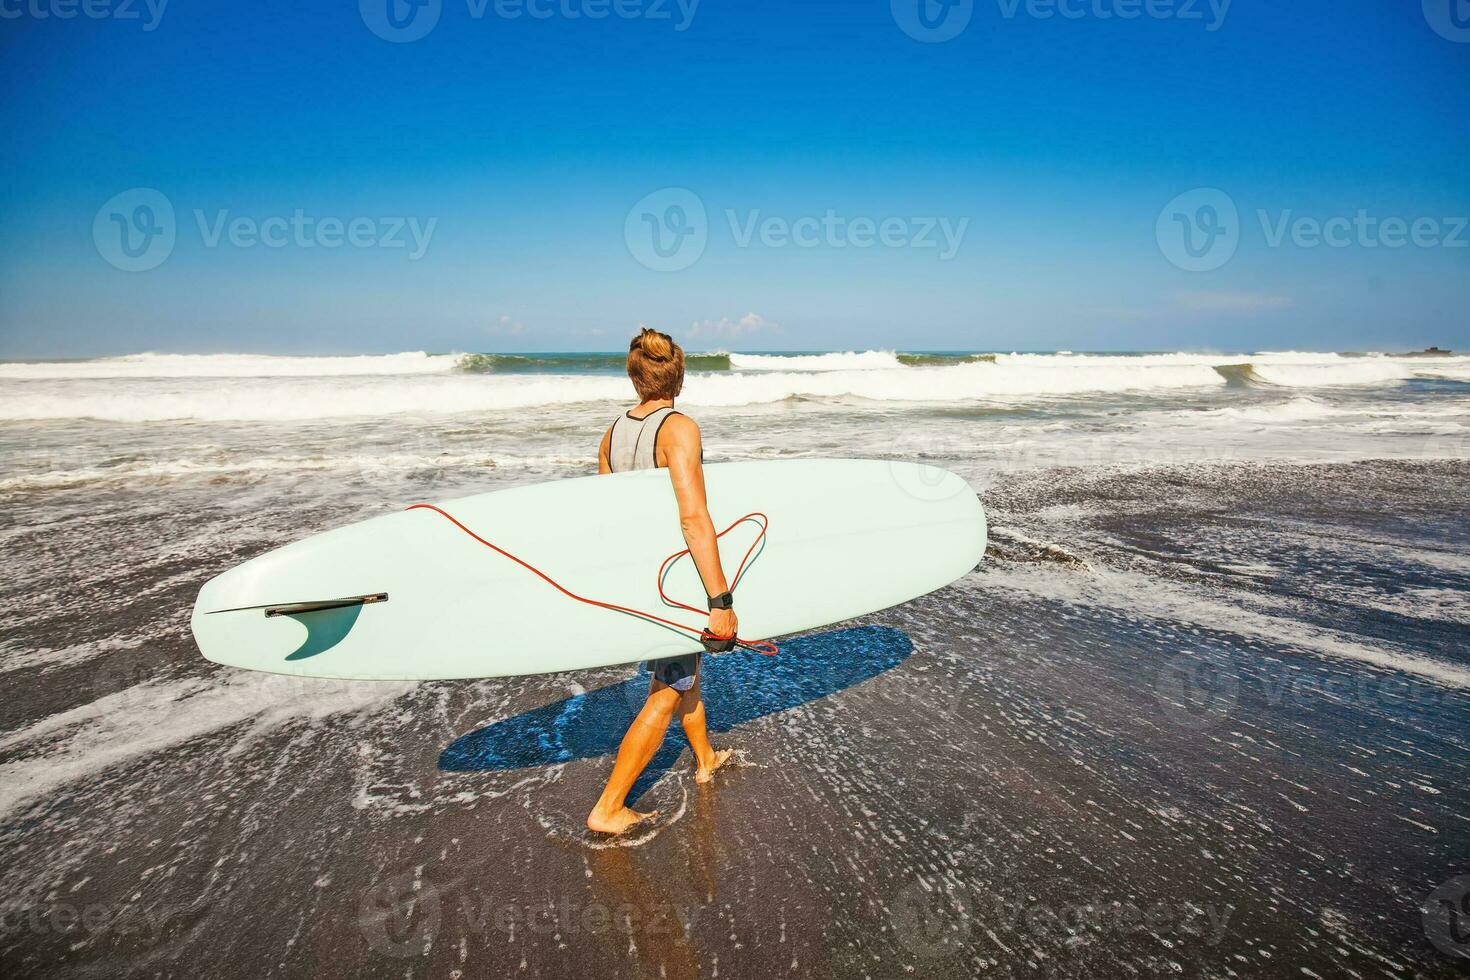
[492,314,526,335]
[688,312,780,339]
[1175,291,1294,314]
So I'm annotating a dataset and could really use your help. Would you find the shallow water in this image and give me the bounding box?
[1,351,1468,976]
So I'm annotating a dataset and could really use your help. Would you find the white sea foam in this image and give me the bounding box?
[0,452,590,491]
[1211,398,1344,422]
[1414,362,1470,382]
[975,564,1470,689]
[0,673,414,819]
[0,376,630,421]
[0,635,148,673]
[1250,360,1413,387]
[1165,395,1470,429]
[0,351,460,380]
[0,351,1463,421]
[727,350,904,371]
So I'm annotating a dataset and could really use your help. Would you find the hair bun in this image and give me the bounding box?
[632,327,674,362]
[626,327,685,400]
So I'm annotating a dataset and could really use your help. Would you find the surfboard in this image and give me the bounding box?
[190,458,986,680]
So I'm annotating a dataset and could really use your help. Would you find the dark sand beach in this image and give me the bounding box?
[2,454,1466,978]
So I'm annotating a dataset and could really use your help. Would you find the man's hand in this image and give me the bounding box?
[707,608,738,640]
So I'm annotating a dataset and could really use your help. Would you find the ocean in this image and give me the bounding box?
[1,349,1468,977]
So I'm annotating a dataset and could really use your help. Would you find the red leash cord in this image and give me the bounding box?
[406,503,779,656]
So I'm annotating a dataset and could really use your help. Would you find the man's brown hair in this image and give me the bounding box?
[626,327,685,401]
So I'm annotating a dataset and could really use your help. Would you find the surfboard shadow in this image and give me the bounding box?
[438,625,913,804]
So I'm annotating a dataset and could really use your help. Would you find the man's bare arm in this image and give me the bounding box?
[660,415,738,637]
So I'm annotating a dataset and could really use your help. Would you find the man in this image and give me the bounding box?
[586,327,736,835]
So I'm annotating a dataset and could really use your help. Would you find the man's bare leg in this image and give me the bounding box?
[678,676,732,784]
[588,681,680,834]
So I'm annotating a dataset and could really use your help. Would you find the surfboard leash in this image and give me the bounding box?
[405,503,779,657]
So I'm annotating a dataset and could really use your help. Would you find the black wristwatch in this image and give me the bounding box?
[707,591,734,610]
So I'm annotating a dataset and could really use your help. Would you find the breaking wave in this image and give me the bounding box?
[455,352,735,373]
[0,350,1463,422]
[0,351,460,380]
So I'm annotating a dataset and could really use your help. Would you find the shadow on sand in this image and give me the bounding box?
[439,625,913,803]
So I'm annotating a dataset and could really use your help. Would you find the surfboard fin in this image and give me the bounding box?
[264,593,389,617]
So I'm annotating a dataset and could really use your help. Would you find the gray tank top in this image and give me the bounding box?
[607,406,678,473]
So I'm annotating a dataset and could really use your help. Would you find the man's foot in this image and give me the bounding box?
[694,748,733,784]
[586,806,658,835]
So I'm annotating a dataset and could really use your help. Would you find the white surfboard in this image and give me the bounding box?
[190,459,986,680]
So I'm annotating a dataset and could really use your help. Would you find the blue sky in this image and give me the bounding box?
[0,0,1466,356]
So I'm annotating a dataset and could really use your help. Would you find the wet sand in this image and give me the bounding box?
[1,459,1467,977]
